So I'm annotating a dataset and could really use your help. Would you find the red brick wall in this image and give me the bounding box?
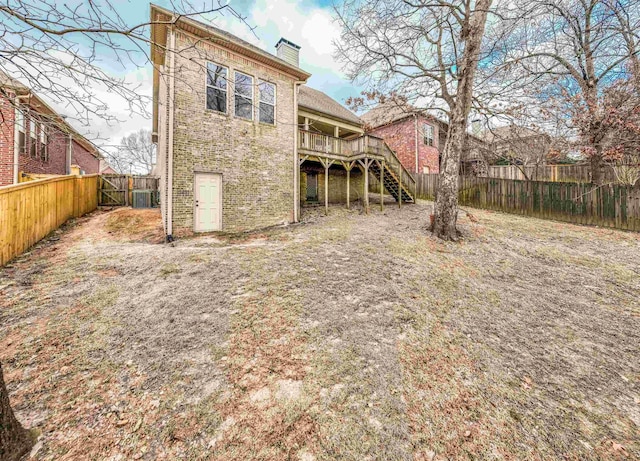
[0,93,99,185]
[71,139,99,174]
[0,94,16,185]
[19,125,67,177]
[368,116,441,174]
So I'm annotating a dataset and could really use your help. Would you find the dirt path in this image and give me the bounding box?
[1,204,638,460]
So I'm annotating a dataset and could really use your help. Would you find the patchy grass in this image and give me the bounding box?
[1,203,639,460]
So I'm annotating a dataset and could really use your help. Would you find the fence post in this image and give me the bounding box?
[127,175,133,207]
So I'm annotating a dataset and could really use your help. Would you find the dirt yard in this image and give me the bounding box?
[1,203,638,460]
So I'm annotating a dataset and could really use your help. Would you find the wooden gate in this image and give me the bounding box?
[99,175,129,206]
[99,175,159,207]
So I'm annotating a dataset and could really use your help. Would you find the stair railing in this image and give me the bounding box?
[363,135,416,199]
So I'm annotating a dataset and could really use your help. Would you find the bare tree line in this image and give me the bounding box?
[335,0,640,239]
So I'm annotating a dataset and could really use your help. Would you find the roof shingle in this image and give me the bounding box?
[298,86,362,125]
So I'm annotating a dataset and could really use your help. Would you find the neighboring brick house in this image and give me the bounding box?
[151,5,415,239]
[361,103,490,176]
[0,72,101,186]
[361,103,443,174]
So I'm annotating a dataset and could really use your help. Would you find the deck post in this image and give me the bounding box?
[342,161,354,210]
[398,166,402,208]
[358,159,370,214]
[346,167,351,209]
[319,158,334,216]
[364,162,369,213]
[325,164,329,215]
[379,160,384,211]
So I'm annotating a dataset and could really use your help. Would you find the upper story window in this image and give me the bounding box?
[234,71,253,120]
[39,123,48,161]
[258,80,276,125]
[29,118,37,157]
[15,107,25,154]
[206,62,228,113]
[423,123,434,147]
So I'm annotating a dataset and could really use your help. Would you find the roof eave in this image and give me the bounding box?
[298,104,363,128]
[149,4,311,81]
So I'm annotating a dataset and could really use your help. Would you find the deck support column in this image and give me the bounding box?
[398,165,402,209]
[347,168,350,209]
[358,158,373,214]
[319,158,334,215]
[377,160,384,212]
[341,161,355,210]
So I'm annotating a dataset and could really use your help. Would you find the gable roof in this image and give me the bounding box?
[150,4,310,81]
[298,86,362,125]
[360,101,447,130]
[360,101,416,128]
[0,71,101,158]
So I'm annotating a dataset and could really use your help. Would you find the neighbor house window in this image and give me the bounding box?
[39,123,48,161]
[206,62,228,113]
[15,107,25,154]
[29,118,37,158]
[258,80,276,125]
[423,123,434,146]
[234,71,253,120]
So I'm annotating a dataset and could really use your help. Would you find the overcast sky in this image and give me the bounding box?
[47,0,363,152]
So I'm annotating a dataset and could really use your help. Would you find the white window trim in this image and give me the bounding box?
[39,123,48,161]
[258,79,276,126]
[205,61,229,114]
[423,123,434,146]
[234,70,254,121]
[29,118,36,139]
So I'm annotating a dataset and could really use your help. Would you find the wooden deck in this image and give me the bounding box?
[298,130,416,213]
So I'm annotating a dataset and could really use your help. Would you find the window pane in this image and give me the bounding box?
[235,96,252,119]
[235,72,253,97]
[18,132,25,153]
[259,81,275,104]
[259,103,274,124]
[207,87,227,112]
[207,63,227,89]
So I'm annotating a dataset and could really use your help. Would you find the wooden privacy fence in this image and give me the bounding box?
[0,175,98,266]
[486,164,618,183]
[413,174,640,231]
[99,174,159,207]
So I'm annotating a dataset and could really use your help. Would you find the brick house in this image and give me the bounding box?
[361,103,443,175]
[151,4,415,239]
[0,72,101,186]
[361,102,489,176]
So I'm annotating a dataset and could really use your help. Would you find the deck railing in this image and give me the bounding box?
[297,129,416,195]
[298,129,356,156]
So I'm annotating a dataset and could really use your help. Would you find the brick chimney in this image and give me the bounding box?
[275,38,301,67]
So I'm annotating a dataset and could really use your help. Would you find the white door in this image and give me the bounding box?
[194,173,222,232]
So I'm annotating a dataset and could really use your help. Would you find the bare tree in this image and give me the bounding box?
[335,0,500,240]
[104,129,156,175]
[483,125,553,180]
[509,0,640,184]
[0,0,253,450]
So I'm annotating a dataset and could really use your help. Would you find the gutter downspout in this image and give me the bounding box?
[13,96,20,184]
[67,134,73,175]
[293,80,305,223]
[414,114,419,174]
[165,26,176,240]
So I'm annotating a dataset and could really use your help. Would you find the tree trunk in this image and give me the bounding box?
[0,363,32,461]
[432,0,492,240]
[590,150,603,185]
